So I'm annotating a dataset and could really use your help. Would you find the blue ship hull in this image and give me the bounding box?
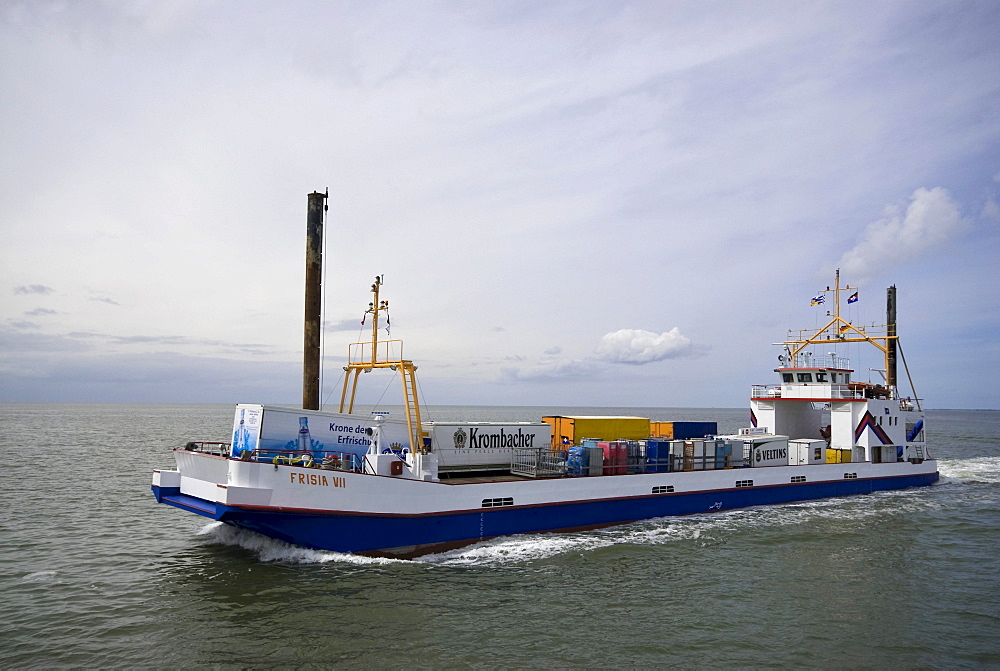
[153,470,938,558]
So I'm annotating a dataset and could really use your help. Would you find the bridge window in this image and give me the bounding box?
[816,372,828,382]
[797,373,813,382]
[782,373,793,383]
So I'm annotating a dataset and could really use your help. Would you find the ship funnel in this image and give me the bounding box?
[886,285,897,390]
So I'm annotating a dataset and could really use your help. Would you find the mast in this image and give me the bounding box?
[338,276,425,454]
[785,269,870,360]
[303,190,328,410]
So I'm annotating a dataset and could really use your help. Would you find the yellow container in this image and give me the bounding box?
[825,448,853,464]
[541,416,650,447]
[650,421,674,439]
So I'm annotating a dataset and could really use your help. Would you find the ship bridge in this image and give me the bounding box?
[749,272,925,462]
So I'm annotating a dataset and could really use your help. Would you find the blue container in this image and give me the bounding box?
[645,439,672,473]
[714,440,730,469]
[567,445,589,476]
[672,421,719,440]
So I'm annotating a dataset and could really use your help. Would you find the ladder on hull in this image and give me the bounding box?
[399,362,423,453]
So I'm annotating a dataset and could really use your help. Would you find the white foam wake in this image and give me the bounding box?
[938,456,1000,484]
[196,522,402,566]
[20,570,57,582]
[194,470,965,567]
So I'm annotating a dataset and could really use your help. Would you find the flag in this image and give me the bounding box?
[848,291,859,304]
[839,324,850,333]
[810,295,825,306]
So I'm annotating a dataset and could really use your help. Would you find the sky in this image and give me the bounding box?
[2,0,998,410]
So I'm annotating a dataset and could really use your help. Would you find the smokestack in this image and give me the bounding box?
[886,285,897,390]
[303,190,327,410]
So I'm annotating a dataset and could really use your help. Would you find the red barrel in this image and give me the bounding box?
[612,440,627,474]
[600,441,627,474]
[599,441,613,475]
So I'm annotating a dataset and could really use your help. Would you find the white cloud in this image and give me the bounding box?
[982,198,1000,222]
[499,359,600,382]
[13,285,54,295]
[837,187,967,283]
[593,328,700,365]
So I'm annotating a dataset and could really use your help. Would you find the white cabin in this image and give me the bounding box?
[748,274,927,465]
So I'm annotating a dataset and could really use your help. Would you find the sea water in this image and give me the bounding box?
[0,404,997,668]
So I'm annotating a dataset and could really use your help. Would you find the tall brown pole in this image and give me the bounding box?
[303,190,327,410]
[886,285,897,390]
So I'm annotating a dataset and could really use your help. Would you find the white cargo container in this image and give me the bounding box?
[723,439,744,468]
[688,440,706,470]
[426,422,553,472]
[715,433,791,468]
[789,439,826,465]
[231,404,413,460]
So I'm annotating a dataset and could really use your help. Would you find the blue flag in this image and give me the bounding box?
[810,295,825,306]
[848,291,858,304]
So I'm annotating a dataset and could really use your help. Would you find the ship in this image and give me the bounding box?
[151,195,938,559]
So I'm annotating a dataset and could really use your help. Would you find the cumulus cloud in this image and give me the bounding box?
[837,187,966,282]
[593,328,699,364]
[500,359,600,382]
[501,327,702,382]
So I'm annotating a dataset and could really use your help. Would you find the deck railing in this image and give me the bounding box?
[752,385,922,410]
[183,441,231,457]
[229,447,366,472]
[511,448,568,478]
[513,446,747,479]
[751,385,865,400]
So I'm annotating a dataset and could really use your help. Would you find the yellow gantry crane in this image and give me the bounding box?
[338,276,425,453]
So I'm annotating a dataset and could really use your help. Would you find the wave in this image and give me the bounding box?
[196,522,402,566]
[419,495,911,566]
[938,456,1000,484]
[20,571,57,583]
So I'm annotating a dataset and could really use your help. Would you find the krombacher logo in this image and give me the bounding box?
[467,427,536,449]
